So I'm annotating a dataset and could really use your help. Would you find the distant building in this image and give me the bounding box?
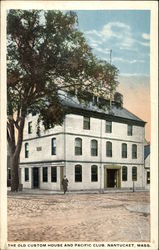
[19,91,146,191]
[144,144,150,189]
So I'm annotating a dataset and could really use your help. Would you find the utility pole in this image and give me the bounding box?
[109,49,112,113]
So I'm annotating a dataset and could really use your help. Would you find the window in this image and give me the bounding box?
[91,165,98,182]
[43,167,48,182]
[122,166,127,181]
[83,117,90,130]
[75,138,82,155]
[25,168,29,182]
[75,165,82,182]
[28,122,32,134]
[106,121,112,133]
[122,143,127,158]
[147,172,150,184]
[132,144,137,159]
[91,140,98,156]
[51,167,57,182]
[8,168,11,180]
[128,124,133,136]
[106,141,112,157]
[51,138,56,155]
[132,166,137,181]
[25,143,29,158]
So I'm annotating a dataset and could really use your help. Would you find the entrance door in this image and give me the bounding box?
[60,166,64,190]
[107,169,117,188]
[32,167,39,188]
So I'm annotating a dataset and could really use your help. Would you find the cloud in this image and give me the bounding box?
[113,57,145,64]
[142,33,150,40]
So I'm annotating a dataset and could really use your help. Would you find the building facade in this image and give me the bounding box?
[19,92,146,191]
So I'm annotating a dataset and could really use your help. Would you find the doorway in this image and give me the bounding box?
[105,168,121,188]
[60,166,64,190]
[107,169,117,187]
[32,167,39,188]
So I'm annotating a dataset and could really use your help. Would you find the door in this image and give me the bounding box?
[107,169,116,187]
[60,166,64,190]
[32,167,39,188]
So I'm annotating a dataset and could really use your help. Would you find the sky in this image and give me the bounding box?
[74,10,150,141]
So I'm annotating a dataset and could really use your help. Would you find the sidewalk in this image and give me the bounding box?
[7,187,149,196]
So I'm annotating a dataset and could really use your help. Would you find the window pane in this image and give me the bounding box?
[52,138,56,155]
[25,143,29,158]
[132,167,137,181]
[106,142,112,157]
[75,138,82,155]
[25,168,29,181]
[51,167,57,182]
[128,125,133,136]
[75,165,82,182]
[122,166,127,181]
[83,117,90,130]
[91,165,98,182]
[28,122,32,134]
[106,121,112,133]
[122,143,127,158]
[43,167,48,182]
[147,172,150,184]
[132,144,137,159]
[91,140,98,156]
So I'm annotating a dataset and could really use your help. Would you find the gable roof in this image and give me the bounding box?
[59,91,146,127]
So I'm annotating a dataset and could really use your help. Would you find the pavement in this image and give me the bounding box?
[7,187,149,195]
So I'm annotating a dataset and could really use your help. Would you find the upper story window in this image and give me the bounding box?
[25,168,29,182]
[75,165,82,182]
[28,121,32,134]
[128,124,133,136]
[91,165,98,182]
[51,138,56,155]
[106,121,112,133]
[91,140,98,156]
[43,167,48,182]
[132,166,137,181]
[51,166,57,182]
[122,143,127,158]
[75,138,82,155]
[25,143,29,158]
[122,166,127,181]
[106,141,112,157]
[83,117,90,130]
[132,144,137,159]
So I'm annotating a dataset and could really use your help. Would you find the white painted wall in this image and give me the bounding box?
[20,112,145,190]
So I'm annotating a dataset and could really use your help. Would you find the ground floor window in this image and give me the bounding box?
[122,166,127,181]
[43,167,48,182]
[147,171,150,184]
[8,168,11,180]
[132,166,137,181]
[75,165,82,182]
[51,166,57,182]
[25,168,29,182]
[91,165,98,182]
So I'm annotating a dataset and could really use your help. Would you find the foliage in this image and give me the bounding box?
[7,10,119,191]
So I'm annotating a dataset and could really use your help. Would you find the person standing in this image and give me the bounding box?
[62,176,69,194]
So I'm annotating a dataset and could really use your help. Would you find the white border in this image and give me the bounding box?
[0,1,158,250]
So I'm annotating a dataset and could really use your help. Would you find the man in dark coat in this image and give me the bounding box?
[62,176,69,194]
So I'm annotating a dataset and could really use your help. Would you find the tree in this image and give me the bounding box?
[7,10,119,191]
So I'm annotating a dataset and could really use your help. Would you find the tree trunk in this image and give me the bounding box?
[8,116,25,192]
[10,154,19,192]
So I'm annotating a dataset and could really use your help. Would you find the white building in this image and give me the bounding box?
[19,92,146,191]
[144,144,150,190]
